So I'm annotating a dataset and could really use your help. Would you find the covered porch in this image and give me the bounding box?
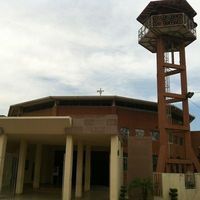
[1,185,109,200]
[0,115,123,200]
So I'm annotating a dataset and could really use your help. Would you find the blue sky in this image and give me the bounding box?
[0,0,200,130]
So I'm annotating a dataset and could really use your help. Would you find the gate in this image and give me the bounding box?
[0,153,18,199]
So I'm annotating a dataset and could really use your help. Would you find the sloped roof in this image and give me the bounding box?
[9,96,157,114]
[137,0,197,24]
[8,95,195,122]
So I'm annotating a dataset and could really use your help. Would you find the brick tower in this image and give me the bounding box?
[137,0,200,172]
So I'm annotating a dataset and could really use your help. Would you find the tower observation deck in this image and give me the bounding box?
[137,0,200,173]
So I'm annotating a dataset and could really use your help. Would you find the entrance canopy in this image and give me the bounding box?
[0,117,72,145]
[0,117,72,135]
[0,115,118,146]
[0,115,120,200]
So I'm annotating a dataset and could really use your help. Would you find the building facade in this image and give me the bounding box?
[0,95,198,200]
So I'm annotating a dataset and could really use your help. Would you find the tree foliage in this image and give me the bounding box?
[128,177,153,200]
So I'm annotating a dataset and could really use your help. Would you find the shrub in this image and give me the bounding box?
[169,188,178,200]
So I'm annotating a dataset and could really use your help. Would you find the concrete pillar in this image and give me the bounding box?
[33,144,42,189]
[119,143,124,186]
[75,142,83,198]
[16,140,27,194]
[62,136,73,200]
[0,134,7,192]
[84,145,91,192]
[110,135,119,200]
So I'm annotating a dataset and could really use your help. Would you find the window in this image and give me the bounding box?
[151,131,160,141]
[179,137,183,145]
[135,129,145,137]
[174,136,178,144]
[123,153,128,171]
[120,127,130,137]
[168,132,173,144]
[185,173,196,189]
[169,134,183,145]
[152,155,158,172]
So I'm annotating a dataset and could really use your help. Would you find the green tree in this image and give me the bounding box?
[128,177,153,200]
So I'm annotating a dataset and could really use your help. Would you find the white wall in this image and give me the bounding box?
[155,173,200,200]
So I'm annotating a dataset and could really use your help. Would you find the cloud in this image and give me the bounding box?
[0,0,200,130]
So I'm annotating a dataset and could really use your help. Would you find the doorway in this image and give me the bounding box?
[91,151,109,187]
[53,150,64,187]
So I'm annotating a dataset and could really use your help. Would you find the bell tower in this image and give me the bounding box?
[137,0,200,172]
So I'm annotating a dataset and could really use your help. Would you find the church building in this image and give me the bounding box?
[0,95,197,200]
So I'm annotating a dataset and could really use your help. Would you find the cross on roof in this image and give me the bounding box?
[97,88,104,96]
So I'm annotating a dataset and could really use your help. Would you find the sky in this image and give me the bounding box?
[0,0,200,130]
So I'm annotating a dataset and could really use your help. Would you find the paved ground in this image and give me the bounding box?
[75,187,109,200]
[0,186,109,200]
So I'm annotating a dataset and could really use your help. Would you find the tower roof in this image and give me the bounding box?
[137,0,197,24]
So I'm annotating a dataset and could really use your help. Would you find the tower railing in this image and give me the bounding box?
[138,25,149,41]
[152,13,183,27]
[138,13,196,42]
[183,14,196,36]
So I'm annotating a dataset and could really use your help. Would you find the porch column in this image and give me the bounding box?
[110,135,119,200]
[75,142,83,198]
[119,143,124,186]
[84,145,91,192]
[16,140,27,194]
[33,144,42,189]
[62,135,73,200]
[0,134,7,192]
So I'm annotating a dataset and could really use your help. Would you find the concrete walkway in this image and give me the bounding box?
[0,186,109,200]
[76,187,109,200]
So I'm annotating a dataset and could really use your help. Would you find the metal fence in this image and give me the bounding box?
[138,12,196,41]
[153,173,162,197]
[0,153,18,199]
[185,173,196,189]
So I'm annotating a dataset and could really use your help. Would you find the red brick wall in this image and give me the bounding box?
[57,106,116,116]
[22,108,55,116]
[191,131,200,159]
[128,137,152,182]
[20,105,186,158]
[116,107,157,136]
